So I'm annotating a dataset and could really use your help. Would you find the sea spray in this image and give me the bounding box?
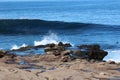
[11,43,27,50]
[34,32,59,46]
[11,45,19,50]
[34,31,74,46]
[104,49,120,62]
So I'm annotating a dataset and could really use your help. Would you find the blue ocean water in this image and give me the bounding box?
[0,0,120,25]
[0,0,120,62]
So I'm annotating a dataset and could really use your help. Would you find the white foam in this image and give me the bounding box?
[11,45,20,50]
[21,43,27,47]
[34,32,59,46]
[104,49,120,62]
[11,43,27,50]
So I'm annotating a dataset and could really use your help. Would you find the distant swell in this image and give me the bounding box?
[0,19,119,35]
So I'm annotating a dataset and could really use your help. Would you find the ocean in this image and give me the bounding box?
[0,0,120,62]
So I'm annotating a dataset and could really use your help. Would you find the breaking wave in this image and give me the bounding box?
[34,32,59,46]
[11,43,27,50]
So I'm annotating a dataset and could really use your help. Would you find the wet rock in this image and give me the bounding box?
[44,46,65,52]
[44,47,52,52]
[61,50,72,56]
[6,53,16,58]
[47,43,56,48]
[88,50,108,60]
[58,42,72,47]
[12,46,34,51]
[74,44,108,61]
[58,42,64,46]
[0,50,7,58]
[64,43,72,47]
[73,50,88,59]
[34,45,46,49]
[78,44,100,50]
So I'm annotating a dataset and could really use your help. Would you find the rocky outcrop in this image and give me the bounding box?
[43,42,72,62]
[73,44,108,60]
[6,42,108,62]
[43,43,108,62]
[0,50,7,58]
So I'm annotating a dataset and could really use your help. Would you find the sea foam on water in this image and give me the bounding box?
[104,49,120,62]
[11,43,27,50]
[34,32,59,46]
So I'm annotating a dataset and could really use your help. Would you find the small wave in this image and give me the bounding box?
[11,43,27,50]
[34,32,59,46]
[104,49,120,62]
[0,19,116,35]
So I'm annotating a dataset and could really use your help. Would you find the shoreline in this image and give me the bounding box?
[0,42,120,80]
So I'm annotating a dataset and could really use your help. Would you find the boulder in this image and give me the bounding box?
[5,53,16,59]
[64,43,72,47]
[34,45,45,49]
[78,44,100,50]
[75,44,108,61]
[44,47,52,52]
[58,42,72,47]
[47,43,56,48]
[58,42,64,46]
[72,50,88,59]
[60,55,71,62]
[107,61,116,64]
[44,46,65,52]
[87,50,108,60]
[0,50,7,58]
[61,50,72,56]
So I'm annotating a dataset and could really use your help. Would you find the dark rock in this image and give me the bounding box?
[64,43,72,47]
[6,53,16,58]
[47,43,56,48]
[75,44,108,61]
[0,50,7,58]
[12,46,34,51]
[58,42,64,46]
[44,47,52,52]
[58,42,72,47]
[34,45,46,49]
[78,44,100,50]
[35,43,56,49]
[87,50,108,60]
[73,50,88,59]
[107,61,116,64]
